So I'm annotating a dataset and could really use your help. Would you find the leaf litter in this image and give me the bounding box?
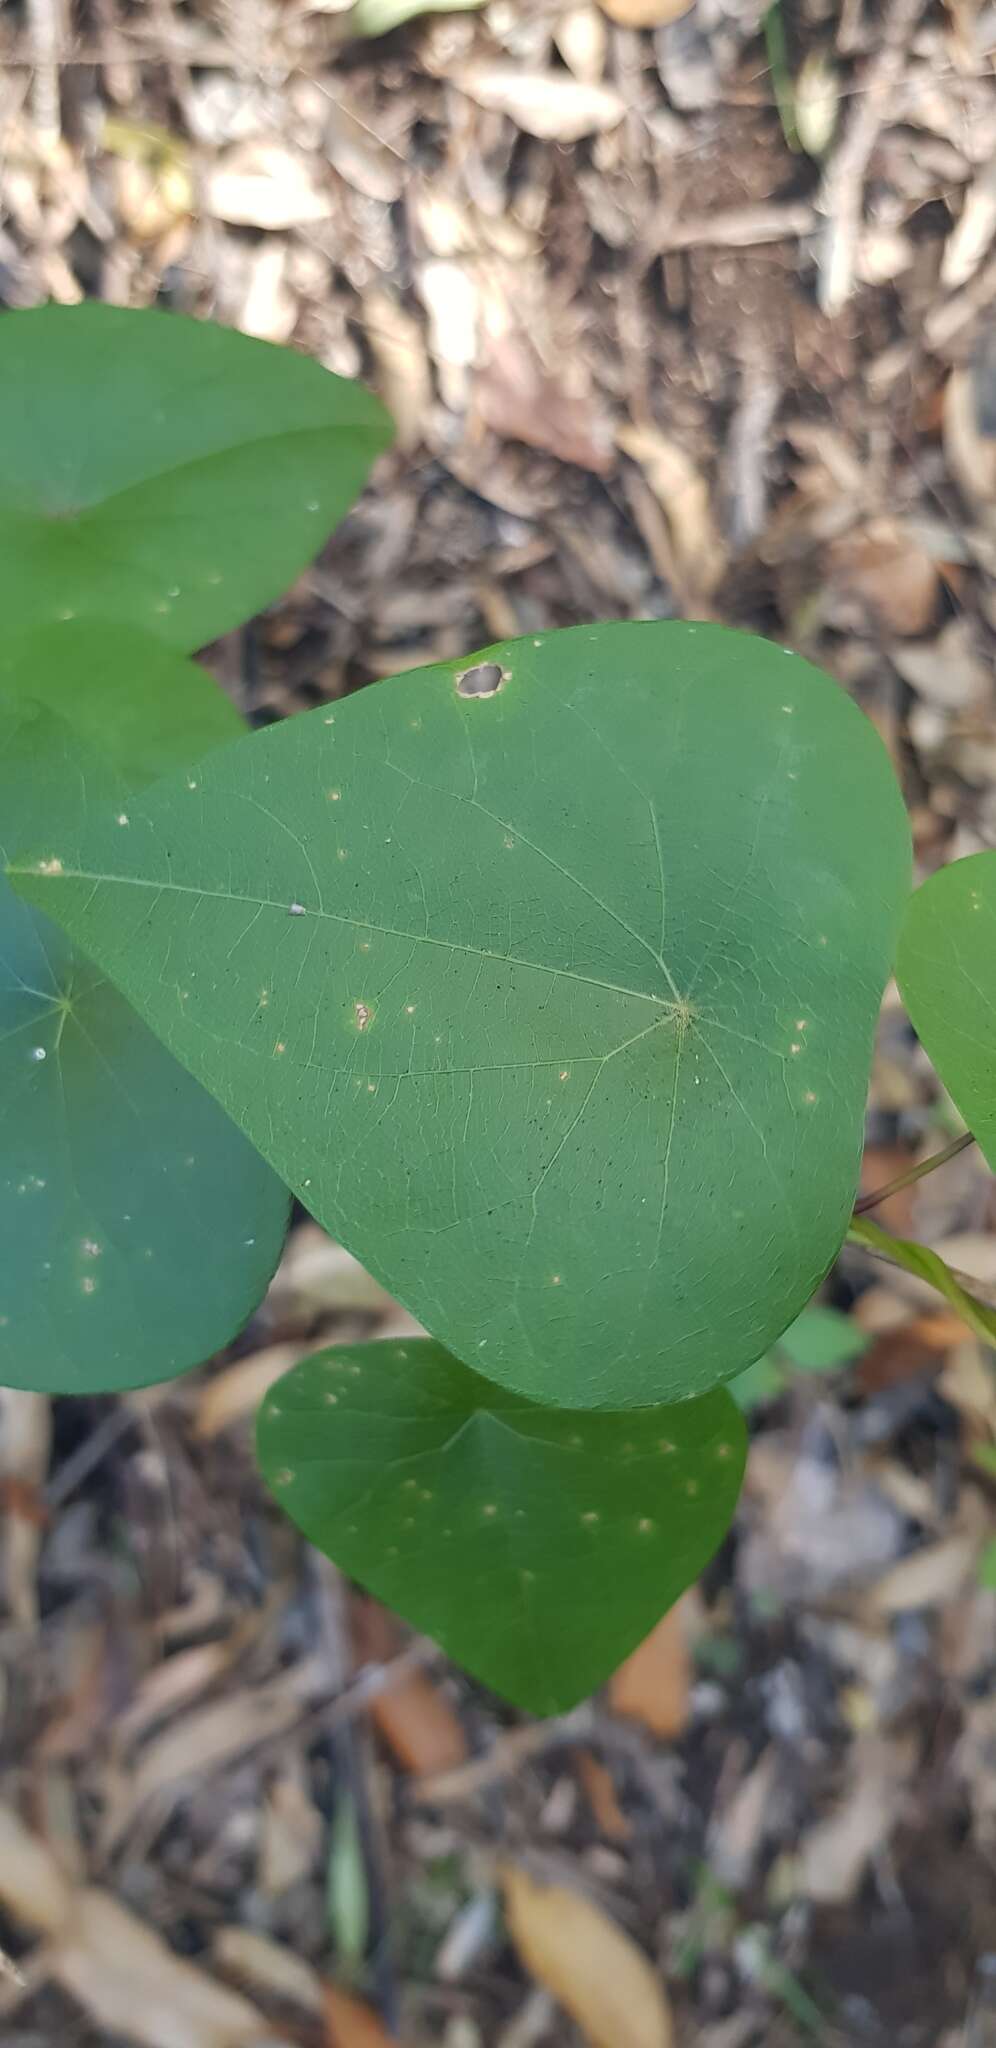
[1,0,996,2042]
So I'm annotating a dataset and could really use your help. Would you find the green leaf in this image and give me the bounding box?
[0,704,288,1394]
[0,303,392,652]
[897,852,996,1170]
[849,1215,996,1348]
[0,622,242,787]
[776,1304,868,1372]
[256,1336,746,1714]
[979,1537,996,1591]
[729,1305,867,1411]
[12,622,910,1408]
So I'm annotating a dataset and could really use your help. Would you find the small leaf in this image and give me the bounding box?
[0,706,287,1394]
[256,1338,745,1715]
[501,1862,674,2048]
[979,1537,996,1591]
[729,1353,785,1412]
[897,852,996,1168]
[327,1793,368,1971]
[0,622,242,787]
[0,303,391,652]
[14,622,911,1410]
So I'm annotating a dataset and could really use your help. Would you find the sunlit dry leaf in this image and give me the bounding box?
[554,8,608,84]
[362,289,432,452]
[456,66,625,140]
[349,0,484,32]
[52,1890,282,2048]
[501,1864,673,2048]
[943,160,996,291]
[0,1804,73,1935]
[869,1533,977,1615]
[599,0,692,19]
[213,1926,323,2015]
[206,142,333,229]
[617,425,726,602]
[194,1344,305,1440]
[608,1602,691,1740]
[269,1226,403,1323]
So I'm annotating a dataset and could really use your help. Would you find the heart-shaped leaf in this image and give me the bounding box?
[896,852,996,1168]
[0,702,288,1394]
[0,303,391,651]
[0,621,243,786]
[256,1336,746,1713]
[12,622,910,1407]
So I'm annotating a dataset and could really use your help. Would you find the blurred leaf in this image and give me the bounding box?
[978,1537,996,1590]
[349,0,484,32]
[322,1982,403,2047]
[257,1337,745,1714]
[0,706,287,1394]
[0,303,391,651]
[502,1862,674,2048]
[777,1305,869,1372]
[608,1602,691,1739]
[327,1793,369,1972]
[730,1352,786,1413]
[15,621,910,1411]
[898,853,996,1170]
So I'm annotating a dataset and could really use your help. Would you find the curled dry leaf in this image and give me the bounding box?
[456,66,626,141]
[501,1863,673,2048]
[205,142,333,229]
[52,1890,284,2048]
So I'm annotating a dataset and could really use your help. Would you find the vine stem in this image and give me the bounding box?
[852,1129,976,1216]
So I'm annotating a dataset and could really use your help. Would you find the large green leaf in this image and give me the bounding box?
[897,852,996,1169]
[0,621,243,786]
[12,622,910,1408]
[0,303,391,651]
[256,1337,746,1713]
[0,703,288,1393]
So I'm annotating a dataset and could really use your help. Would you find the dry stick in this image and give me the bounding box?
[816,0,926,315]
[24,0,64,152]
[853,1130,977,1216]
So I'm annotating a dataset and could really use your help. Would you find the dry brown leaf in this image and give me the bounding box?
[456,67,625,141]
[617,425,726,604]
[891,617,990,710]
[323,1981,402,2047]
[354,1598,467,1775]
[574,1750,631,1841]
[477,332,614,474]
[869,1532,977,1615]
[826,521,940,637]
[796,1736,915,1904]
[363,289,432,452]
[103,1672,312,1848]
[0,1804,73,1935]
[501,1864,673,2048]
[213,1926,323,2016]
[205,142,333,229]
[194,1345,304,1439]
[0,1387,51,1626]
[52,1890,283,2048]
[608,1602,691,1741]
[944,366,996,507]
[258,1768,324,1896]
[598,0,692,21]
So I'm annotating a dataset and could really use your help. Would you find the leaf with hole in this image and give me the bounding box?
[0,303,391,651]
[12,621,910,1408]
[257,1337,746,1713]
[897,852,996,1170]
[0,702,287,1394]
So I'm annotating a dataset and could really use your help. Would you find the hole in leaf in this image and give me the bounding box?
[456,662,505,698]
